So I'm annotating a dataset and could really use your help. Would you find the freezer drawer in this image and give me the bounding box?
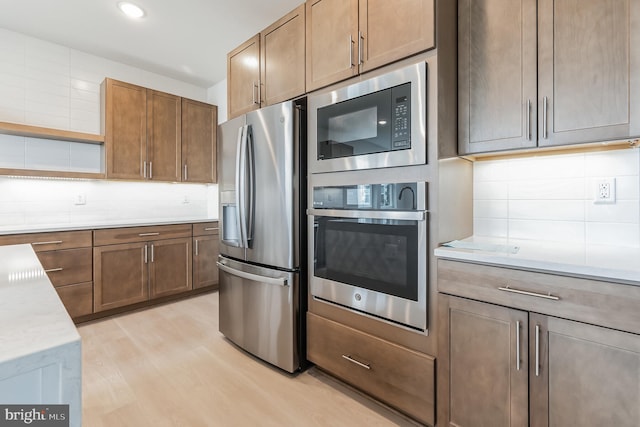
[217,256,299,373]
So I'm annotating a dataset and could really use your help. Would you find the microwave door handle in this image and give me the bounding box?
[235,125,246,248]
[245,125,255,247]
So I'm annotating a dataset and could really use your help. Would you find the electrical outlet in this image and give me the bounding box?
[74,193,86,205]
[182,195,190,204]
[594,178,616,204]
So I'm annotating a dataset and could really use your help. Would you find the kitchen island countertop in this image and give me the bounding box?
[0,244,81,425]
[434,236,640,286]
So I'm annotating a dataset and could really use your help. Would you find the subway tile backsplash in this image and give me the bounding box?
[0,177,217,230]
[473,148,640,247]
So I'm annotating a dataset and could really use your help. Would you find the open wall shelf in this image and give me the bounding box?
[0,121,104,145]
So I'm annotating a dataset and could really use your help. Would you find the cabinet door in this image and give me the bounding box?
[458,0,537,154]
[530,314,640,427]
[227,35,260,119]
[538,0,640,146]
[305,0,359,91]
[193,234,219,289]
[181,99,217,183]
[358,0,434,73]
[147,89,181,182]
[149,238,192,299]
[261,4,305,106]
[438,295,529,427]
[94,242,148,312]
[104,79,147,179]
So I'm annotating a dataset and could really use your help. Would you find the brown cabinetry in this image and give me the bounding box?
[93,225,192,312]
[193,222,219,290]
[182,99,217,183]
[0,230,94,320]
[437,259,640,427]
[305,0,434,91]
[459,0,640,154]
[103,78,216,183]
[307,312,435,426]
[227,4,306,119]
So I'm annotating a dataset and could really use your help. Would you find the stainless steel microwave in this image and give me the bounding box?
[309,62,427,173]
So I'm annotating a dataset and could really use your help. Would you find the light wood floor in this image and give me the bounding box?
[78,292,420,426]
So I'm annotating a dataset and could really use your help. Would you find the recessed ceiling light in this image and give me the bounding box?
[118,2,145,19]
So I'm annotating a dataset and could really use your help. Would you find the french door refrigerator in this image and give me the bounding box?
[217,98,306,373]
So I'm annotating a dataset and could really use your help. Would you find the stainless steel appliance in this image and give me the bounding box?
[217,99,305,373]
[309,62,427,173]
[308,182,428,331]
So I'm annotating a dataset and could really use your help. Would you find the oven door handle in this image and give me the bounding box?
[307,208,427,221]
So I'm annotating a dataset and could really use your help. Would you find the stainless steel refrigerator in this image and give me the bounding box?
[217,99,306,373]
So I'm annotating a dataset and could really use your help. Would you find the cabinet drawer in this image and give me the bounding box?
[55,281,93,319]
[437,258,640,334]
[94,224,192,246]
[0,230,92,251]
[193,222,219,236]
[307,313,434,426]
[37,248,93,287]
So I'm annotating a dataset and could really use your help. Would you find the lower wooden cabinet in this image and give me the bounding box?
[94,238,192,311]
[149,237,192,298]
[54,282,94,318]
[438,293,640,427]
[94,242,149,312]
[36,247,93,287]
[193,222,219,290]
[307,312,435,426]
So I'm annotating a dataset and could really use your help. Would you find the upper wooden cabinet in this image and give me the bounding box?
[227,5,306,119]
[147,89,182,182]
[459,0,640,155]
[227,35,261,119]
[182,99,217,183]
[261,4,306,107]
[103,79,147,180]
[103,79,181,181]
[306,0,435,91]
[103,78,217,183]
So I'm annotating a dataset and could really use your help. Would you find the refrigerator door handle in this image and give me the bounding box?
[245,125,255,247]
[235,125,247,249]
[216,262,288,287]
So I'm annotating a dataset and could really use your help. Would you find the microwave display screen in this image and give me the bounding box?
[317,82,411,160]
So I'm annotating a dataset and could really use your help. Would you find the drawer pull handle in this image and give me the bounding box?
[341,354,371,370]
[32,240,63,245]
[45,268,64,273]
[498,286,560,301]
[204,227,219,231]
[138,232,160,237]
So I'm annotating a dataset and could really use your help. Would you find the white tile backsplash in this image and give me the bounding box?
[473,147,640,247]
[0,177,217,228]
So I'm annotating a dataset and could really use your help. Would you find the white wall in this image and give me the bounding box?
[207,78,227,123]
[0,28,219,227]
[473,147,640,247]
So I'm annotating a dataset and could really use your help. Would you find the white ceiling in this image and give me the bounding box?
[0,0,303,88]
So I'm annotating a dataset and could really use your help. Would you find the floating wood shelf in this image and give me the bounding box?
[0,168,106,180]
[0,121,104,144]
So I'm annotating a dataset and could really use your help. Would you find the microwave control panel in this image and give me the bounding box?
[391,82,411,150]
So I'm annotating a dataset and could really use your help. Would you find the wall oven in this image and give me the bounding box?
[308,182,428,331]
[309,62,427,173]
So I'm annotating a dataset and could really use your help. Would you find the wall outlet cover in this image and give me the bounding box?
[594,178,616,204]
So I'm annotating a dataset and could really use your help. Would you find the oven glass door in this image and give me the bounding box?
[314,216,418,301]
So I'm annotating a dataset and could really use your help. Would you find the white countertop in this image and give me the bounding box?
[0,217,218,235]
[434,236,640,285]
[0,244,80,364]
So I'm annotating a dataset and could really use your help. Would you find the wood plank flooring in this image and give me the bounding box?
[78,292,420,426]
